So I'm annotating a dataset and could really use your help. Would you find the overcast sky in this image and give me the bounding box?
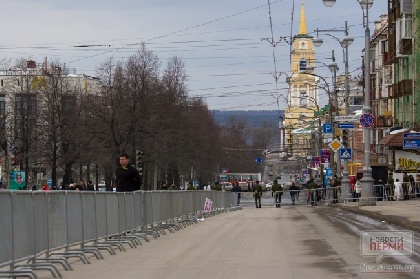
[0,0,386,111]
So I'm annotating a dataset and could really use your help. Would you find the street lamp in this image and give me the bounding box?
[304,59,339,178]
[298,95,324,185]
[322,0,375,206]
[313,22,354,201]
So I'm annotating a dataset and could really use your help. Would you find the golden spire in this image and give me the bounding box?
[299,1,307,35]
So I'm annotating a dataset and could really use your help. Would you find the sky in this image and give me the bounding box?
[0,0,386,111]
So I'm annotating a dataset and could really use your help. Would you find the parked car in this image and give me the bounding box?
[221,182,233,191]
[97,181,106,191]
[265,182,273,191]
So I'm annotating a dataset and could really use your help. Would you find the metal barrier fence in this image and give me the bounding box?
[0,190,237,278]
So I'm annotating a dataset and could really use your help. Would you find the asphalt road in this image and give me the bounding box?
[38,206,420,279]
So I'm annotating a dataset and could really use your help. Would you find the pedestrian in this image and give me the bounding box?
[403,173,410,200]
[253,180,263,208]
[115,153,141,192]
[289,183,299,205]
[308,179,317,206]
[87,180,95,191]
[232,182,241,206]
[394,178,403,201]
[41,183,49,191]
[272,181,282,208]
[76,179,86,191]
[409,175,415,195]
[386,173,394,201]
[332,175,340,203]
[355,179,361,201]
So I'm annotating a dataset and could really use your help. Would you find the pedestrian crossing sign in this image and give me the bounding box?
[340,148,352,160]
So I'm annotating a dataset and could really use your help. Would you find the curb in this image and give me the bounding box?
[333,204,420,233]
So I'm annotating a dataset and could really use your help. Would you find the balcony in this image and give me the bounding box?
[400,38,412,55]
[376,115,393,127]
[396,79,413,96]
[387,84,394,98]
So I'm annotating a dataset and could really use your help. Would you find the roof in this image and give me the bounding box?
[379,129,420,147]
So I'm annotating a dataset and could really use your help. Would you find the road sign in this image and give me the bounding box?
[325,168,332,177]
[329,139,343,152]
[404,133,420,138]
[322,123,333,134]
[334,115,360,122]
[403,133,420,149]
[340,148,352,160]
[254,157,263,163]
[359,113,375,128]
[337,123,355,129]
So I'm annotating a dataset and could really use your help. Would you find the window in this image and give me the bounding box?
[299,59,307,72]
[397,15,412,39]
[300,91,307,106]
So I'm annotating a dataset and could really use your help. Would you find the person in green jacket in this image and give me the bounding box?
[254,180,263,208]
[272,181,282,208]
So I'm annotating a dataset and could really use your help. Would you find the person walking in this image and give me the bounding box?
[332,175,340,203]
[308,179,317,206]
[289,183,299,205]
[403,173,410,200]
[115,153,141,192]
[394,178,403,201]
[272,181,282,208]
[355,179,361,202]
[386,173,394,201]
[232,182,241,206]
[253,180,263,208]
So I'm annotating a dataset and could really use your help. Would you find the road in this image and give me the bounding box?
[44,205,419,279]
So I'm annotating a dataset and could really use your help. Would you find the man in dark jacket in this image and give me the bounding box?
[115,153,141,192]
[289,183,299,205]
[232,182,241,206]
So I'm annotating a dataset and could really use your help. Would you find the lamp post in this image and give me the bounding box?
[313,22,354,202]
[322,0,375,206]
[298,95,324,184]
[303,66,337,178]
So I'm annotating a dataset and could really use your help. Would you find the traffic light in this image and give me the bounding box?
[135,150,143,175]
[9,153,15,166]
[342,130,349,148]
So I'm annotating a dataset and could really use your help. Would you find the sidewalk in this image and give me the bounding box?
[335,198,420,232]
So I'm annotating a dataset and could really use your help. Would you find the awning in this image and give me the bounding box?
[379,129,420,147]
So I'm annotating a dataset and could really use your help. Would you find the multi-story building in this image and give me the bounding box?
[0,60,100,186]
[284,2,320,157]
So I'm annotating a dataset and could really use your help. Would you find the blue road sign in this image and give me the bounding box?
[404,133,420,138]
[340,148,352,160]
[337,123,355,129]
[403,139,420,149]
[325,168,332,177]
[359,113,375,128]
[323,123,333,134]
[254,157,263,163]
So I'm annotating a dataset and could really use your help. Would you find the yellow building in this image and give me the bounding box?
[284,2,320,157]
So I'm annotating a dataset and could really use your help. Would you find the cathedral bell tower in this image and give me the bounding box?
[283,1,319,156]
